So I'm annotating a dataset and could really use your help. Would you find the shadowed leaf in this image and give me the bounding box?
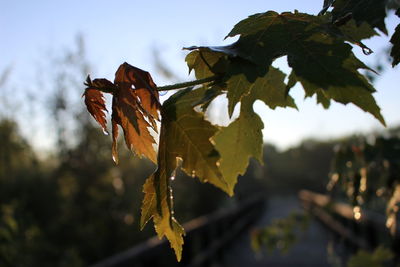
[390,20,400,66]
[330,0,388,34]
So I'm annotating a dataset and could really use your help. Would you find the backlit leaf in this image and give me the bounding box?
[226,11,385,125]
[185,49,228,79]
[141,175,184,261]
[114,62,160,121]
[160,87,229,193]
[214,97,264,192]
[83,89,108,133]
[83,63,160,164]
[83,76,112,133]
[111,83,157,163]
[141,87,229,260]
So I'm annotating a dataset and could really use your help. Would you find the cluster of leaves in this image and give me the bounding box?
[347,246,394,267]
[328,135,400,236]
[84,0,400,260]
[250,212,309,254]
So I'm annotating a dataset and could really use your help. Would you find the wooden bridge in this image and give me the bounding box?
[92,191,399,267]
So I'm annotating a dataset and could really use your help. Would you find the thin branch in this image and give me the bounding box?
[85,75,219,93]
[156,75,219,91]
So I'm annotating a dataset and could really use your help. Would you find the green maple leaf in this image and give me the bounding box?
[330,0,388,34]
[186,47,295,116]
[247,67,296,110]
[226,11,385,125]
[141,175,184,261]
[160,87,229,192]
[141,87,230,260]
[337,19,378,42]
[185,49,228,79]
[213,97,264,193]
[390,10,400,66]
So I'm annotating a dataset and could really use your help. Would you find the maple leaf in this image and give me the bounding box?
[390,10,400,66]
[83,63,160,164]
[141,87,228,260]
[83,76,114,133]
[141,175,184,261]
[159,87,228,193]
[186,12,384,124]
[225,11,385,125]
[111,63,160,164]
[213,96,264,192]
[111,86,157,163]
[329,0,388,34]
[186,48,295,116]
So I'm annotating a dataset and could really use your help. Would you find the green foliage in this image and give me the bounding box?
[251,212,309,254]
[328,134,400,236]
[390,9,400,66]
[347,246,394,267]
[83,1,400,260]
[328,0,388,34]
[213,97,264,193]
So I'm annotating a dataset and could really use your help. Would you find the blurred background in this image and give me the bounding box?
[1,1,399,266]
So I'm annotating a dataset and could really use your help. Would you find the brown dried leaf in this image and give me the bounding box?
[83,76,110,133]
[111,83,157,164]
[115,62,160,121]
[84,64,160,164]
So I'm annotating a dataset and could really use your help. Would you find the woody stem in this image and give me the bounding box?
[156,75,219,91]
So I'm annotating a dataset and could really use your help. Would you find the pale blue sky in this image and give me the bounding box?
[1,1,399,150]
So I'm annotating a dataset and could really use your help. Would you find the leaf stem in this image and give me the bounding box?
[156,75,219,91]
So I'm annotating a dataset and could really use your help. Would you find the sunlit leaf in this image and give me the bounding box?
[214,97,263,193]
[111,85,157,163]
[141,87,230,260]
[159,87,229,193]
[141,175,184,261]
[83,76,112,133]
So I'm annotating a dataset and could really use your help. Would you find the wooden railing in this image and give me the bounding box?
[299,190,400,262]
[92,195,265,267]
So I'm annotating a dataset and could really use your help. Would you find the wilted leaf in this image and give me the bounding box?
[84,63,160,164]
[114,62,160,120]
[111,83,157,164]
[83,76,113,133]
[110,63,160,164]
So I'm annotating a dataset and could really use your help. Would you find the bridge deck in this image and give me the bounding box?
[223,195,332,267]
